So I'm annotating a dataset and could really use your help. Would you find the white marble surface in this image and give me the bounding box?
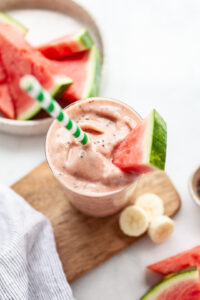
[1,0,200,299]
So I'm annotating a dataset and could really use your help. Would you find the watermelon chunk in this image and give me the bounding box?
[0,12,27,35]
[0,23,72,120]
[52,45,102,102]
[148,246,200,275]
[140,267,200,300]
[37,28,94,59]
[0,84,15,119]
[113,109,167,173]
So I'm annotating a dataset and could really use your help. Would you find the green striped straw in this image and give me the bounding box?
[20,75,89,145]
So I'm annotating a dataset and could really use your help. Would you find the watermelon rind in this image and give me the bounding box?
[50,76,73,100]
[18,76,73,120]
[17,101,41,121]
[82,45,102,98]
[144,109,167,171]
[140,267,199,300]
[78,28,94,50]
[0,12,28,35]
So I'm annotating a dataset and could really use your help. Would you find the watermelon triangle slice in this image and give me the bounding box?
[113,109,167,173]
[0,23,72,120]
[140,267,200,300]
[37,28,94,59]
[52,45,102,102]
[147,246,200,276]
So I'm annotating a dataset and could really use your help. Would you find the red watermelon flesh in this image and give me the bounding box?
[113,117,153,173]
[0,84,15,119]
[156,279,200,300]
[37,28,93,59]
[0,23,71,120]
[53,50,89,101]
[0,63,14,119]
[140,267,200,300]
[147,246,200,275]
[0,63,6,83]
[51,45,102,102]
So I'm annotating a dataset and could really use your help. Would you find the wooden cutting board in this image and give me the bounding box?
[12,162,181,282]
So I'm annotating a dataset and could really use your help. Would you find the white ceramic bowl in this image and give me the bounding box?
[0,0,104,136]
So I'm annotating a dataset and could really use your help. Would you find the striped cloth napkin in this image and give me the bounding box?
[0,184,75,300]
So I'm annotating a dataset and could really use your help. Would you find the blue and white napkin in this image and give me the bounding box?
[0,184,74,300]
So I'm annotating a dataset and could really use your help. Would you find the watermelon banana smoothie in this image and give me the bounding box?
[46,98,142,217]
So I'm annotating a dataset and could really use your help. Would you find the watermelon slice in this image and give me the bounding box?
[0,12,27,35]
[113,109,167,173]
[0,84,15,119]
[0,23,72,120]
[52,45,102,102]
[37,28,94,59]
[148,246,200,275]
[140,267,200,300]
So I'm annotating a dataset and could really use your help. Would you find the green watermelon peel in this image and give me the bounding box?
[144,109,167,171]
[82,45,102,98]
[77,28,94,50]
[50,76,73,100]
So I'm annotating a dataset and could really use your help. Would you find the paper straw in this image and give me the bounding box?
[20,75,89,145]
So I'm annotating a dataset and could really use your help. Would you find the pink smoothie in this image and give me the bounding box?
[46,98,142,216]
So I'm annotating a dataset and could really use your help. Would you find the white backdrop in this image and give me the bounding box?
[1,0,200,299]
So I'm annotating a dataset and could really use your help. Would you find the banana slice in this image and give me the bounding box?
[119,206,149,237]
[135,193,164,222]
[148,215,174,243]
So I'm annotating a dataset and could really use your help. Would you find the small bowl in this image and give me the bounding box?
[188,166,200,206]
[0,0,104,136]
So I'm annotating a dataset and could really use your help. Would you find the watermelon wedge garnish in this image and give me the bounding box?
[0,11,27,35]
[140,267,200,300]
[147,246,200,276]
[37,28,94,59]
[0,23,72,120]
[113,109,167,173]
[52,45,102,102]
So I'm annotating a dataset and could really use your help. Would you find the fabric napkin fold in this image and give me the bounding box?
[0,184,74,300]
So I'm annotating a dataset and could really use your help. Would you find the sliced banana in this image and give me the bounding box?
[148,215,174,243]
[135,193,164,222]
[119,206,149,237]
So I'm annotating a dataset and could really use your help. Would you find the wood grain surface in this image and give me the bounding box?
[12,162,181,282]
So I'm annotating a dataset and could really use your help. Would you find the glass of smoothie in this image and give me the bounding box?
[46,97,142,217]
